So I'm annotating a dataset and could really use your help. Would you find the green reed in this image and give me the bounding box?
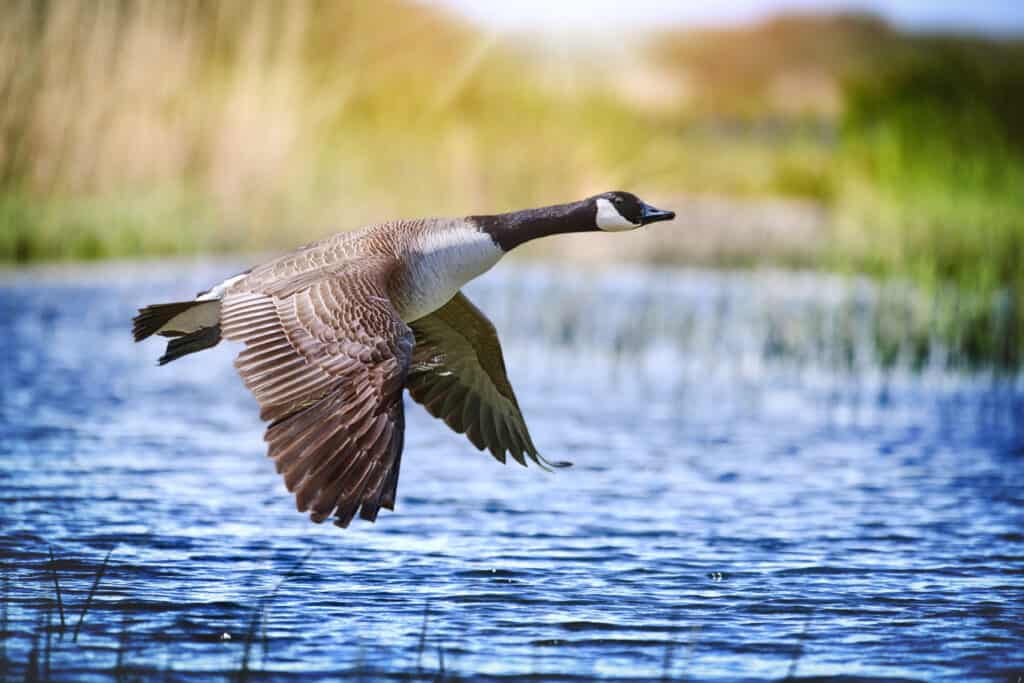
[832,46,1024,368]
[0,3,1021,367]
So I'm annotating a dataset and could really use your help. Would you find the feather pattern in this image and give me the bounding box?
[407,291,570,470]
[133,205,613,528]
[221,258,414,526]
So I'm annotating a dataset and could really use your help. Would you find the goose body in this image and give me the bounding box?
[134,191,674,527]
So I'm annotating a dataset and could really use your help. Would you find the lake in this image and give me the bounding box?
[1,261,1022,682]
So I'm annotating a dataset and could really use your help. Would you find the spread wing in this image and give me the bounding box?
[220,259,414,527]
[407,291,569,469]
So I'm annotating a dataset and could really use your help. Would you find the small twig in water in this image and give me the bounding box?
[435,644,445,683]
[236,607,260,683]
[1,563,8,674]
[73,550,111,643]
[353,636,366,683]
[26,612,41,683]
[115,611,129,682]
[43,605,52,683]
[47,547,65,636]
[266,549,314,605]
[239,548,314,681]
[661,607,681,682]
[782,609,814,681]
[259,604,269,670]
[416,600,430,675]
[682,623,703,679]
[662,639,676,681]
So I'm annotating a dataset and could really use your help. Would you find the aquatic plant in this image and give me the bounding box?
[72,549,111,643]
[0,2,1022,368]
[835,46,1024,369]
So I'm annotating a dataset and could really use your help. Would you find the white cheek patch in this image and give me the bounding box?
[595,198,639,232]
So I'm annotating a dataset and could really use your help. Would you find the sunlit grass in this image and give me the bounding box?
[0,0,842,265]
[831,48,1024,367]
[0,2,1021,364]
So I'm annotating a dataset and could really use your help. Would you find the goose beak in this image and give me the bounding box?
[640,203,675,225]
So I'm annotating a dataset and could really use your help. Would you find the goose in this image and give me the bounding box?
[133,191,675,527]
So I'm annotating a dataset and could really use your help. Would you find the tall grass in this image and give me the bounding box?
[834,47,1024,368]
[657,17,1024,368]
[0,3,1021,366]
[0,0,678,262]
[0,2,865,264]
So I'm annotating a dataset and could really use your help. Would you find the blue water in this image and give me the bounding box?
[1,261,1022,682]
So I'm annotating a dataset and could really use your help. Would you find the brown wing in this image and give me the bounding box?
[220,259,414,527]
[407,291,569,470]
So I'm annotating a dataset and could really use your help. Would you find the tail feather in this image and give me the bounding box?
[133,301,203,341]
[158,325,222,365]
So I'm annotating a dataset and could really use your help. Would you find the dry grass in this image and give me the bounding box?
[1,2,1022,367]
[0,0,660,259]
[0,0,849,264]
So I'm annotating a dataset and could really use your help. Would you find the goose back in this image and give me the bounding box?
[224,218,502,324]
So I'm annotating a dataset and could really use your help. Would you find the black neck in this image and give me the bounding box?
[470,200,596,251]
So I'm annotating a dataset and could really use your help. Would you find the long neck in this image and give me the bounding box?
[470,200,595,251]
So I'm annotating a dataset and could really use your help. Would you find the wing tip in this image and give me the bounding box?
[544,458,574,469]
[524,444,572,471]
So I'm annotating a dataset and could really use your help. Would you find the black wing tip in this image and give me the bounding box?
[359,504,382,523]
[491,443,572,471]
[156,325,221,365]
[324,501,391,528]
[132,301,201,342]
[134,317,155,344]
[331,505,360,529]
[534,453,573,471]
[309,512,329,524]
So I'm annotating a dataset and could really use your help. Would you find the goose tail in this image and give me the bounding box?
[157,325,222,365]
[133,299,223,364]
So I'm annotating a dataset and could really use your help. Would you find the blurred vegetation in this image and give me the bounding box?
[0,0,695,260]
[0,2,1021,366]
[0,2,559,253]
[835,46,1024,369]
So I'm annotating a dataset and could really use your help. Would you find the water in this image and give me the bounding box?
[1,261,1022,682]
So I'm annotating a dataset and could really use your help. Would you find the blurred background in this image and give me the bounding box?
[1,0,1022,371]
[0,0,1021,352]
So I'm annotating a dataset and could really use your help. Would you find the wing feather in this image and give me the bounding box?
[222,259,413,527]
[407,291,569,469]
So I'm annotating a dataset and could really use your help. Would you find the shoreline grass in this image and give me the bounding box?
[72,550,111,643]
[829,47,1024,369]
[1,2,1021,366]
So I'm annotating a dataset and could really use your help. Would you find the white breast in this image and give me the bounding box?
[398,225,503,322]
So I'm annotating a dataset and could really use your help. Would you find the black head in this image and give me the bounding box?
[472,191,676,252]
[592,191,675,231]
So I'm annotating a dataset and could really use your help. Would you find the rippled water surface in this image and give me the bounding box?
[2,261,1022,682]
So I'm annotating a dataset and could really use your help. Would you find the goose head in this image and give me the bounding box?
[472,191,675,252]
[592,191,675,232]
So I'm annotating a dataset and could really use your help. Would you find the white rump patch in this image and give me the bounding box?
[595,198,639,232]
[196,273,247,301]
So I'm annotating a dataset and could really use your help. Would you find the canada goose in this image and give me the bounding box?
[133,192,675,527]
